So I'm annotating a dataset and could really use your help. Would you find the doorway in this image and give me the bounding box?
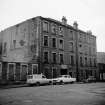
[60,69,67,75]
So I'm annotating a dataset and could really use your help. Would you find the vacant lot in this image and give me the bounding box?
[0,83,105,105]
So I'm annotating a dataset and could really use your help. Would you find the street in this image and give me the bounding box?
[0,83,105,105]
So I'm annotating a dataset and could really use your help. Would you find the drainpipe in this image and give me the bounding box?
[73,21,79,82]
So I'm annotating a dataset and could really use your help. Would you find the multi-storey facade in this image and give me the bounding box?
[0,16,97,83]
[97,52,105,81]
[77,30,97,81]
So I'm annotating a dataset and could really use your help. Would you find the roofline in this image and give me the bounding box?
[39,16,96,37]
[0,16,96,37]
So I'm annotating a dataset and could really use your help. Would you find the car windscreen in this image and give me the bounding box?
[58,76,62,78]
[27,75,33,79]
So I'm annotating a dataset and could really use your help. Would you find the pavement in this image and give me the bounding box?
[0,83,28,89]
[0,82,84,89]
[0,81,100,89]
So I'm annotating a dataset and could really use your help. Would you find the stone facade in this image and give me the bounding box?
[0,16,97,83]
[97,52,105,80]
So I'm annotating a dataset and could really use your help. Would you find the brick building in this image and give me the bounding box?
[0,16,97,83]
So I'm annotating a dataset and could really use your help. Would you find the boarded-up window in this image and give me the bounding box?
[21,64,27,81]
[15,63,20,81]
[32,64,38,74]
[8,63,15,81]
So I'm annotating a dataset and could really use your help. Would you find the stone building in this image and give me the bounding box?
[0,16,97,83]
[97,52,105,81]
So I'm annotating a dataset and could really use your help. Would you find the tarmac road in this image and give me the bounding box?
[0,83,105,105]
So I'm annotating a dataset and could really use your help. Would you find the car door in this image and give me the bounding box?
[66,76,70,83]
[63,76,68,83]
[68,75,72,82]
[41,75,48,84]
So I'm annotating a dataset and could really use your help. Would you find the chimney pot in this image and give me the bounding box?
[73,21,78,29]
[62,16,67,25]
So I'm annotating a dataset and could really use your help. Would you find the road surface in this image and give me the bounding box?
[0,83,105,105]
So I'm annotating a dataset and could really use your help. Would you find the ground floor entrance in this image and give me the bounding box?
[60,69,68,75]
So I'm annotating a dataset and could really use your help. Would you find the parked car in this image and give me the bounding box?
[83,76,96,83]
[52,75,76,84]
[26,74,52,86]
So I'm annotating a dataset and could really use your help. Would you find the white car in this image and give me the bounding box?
[52,75,76,84]
[27,74,52,86]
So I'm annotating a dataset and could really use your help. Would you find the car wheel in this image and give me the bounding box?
[36,82,40,86]
[59,80,63,85]
[49,81,52,85]
[28,84,33,87]
[71,81,74,84]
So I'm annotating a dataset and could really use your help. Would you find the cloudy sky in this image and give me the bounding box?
[0,0,105,52]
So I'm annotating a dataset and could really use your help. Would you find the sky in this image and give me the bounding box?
[0,0,105,52]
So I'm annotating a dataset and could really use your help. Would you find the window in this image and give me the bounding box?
[30,44,36,53]
[69,42,73,52]
[59,53,64,64]
[79,33,82,42]
[84,45,88,55]
[44,36,48,46]
[79,44,82,47]
[90,58,92,66]
[59,39,64,49]
[42,75,46,78]
[85,57,87,66]
[94,58,96,67]
[8,63,15,81]
[43,21,49,32]
[71,55,74,65]
[80,57,83,66]
[52,52,56,63]
[51,23,56,34]
[59,26,63,35]
[32,64,38,74]
[13,40,16,48]
[52,67,57,78]
[69,30,73,40]
[52,38,56,48]
[3,42,7,54]
[0,63,2,80]
[21,64,28,81]
[79,44,83,53]
[0,43,2,55]
[44,51,49,63]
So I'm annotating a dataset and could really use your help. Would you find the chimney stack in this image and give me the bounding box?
[62,16,67,25]
[73,21,78,29]
[87,30,92,35]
